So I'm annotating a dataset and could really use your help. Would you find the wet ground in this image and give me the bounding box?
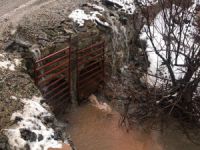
[65,103,200,150]
[66,104,162,150]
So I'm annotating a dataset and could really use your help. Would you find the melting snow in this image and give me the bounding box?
[69,0,136,27]
[140,3,199,86]
[69,9,109,27]
[4,96,64,150]
[139,0,158,6]
[106,0,135,14]
[0,54,21,71]
[88,3,105,12]
[0,60,16,71]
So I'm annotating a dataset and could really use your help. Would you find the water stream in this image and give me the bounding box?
[108,14,130,76]
[64,98,200,150]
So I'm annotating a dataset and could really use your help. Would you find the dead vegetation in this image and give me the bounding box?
[118,0,200,144]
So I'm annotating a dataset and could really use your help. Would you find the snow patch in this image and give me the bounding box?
[88,3,105,12]
[69,9,109,27]
[138,0,158,6]
[140,3,199,86]
[106,0,136,14]
[0,57,21,71]
[0,60,16,71]
[4,96,64,150]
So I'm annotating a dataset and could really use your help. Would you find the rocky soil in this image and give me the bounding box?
[0,0,89,129]
[0,0,88,149]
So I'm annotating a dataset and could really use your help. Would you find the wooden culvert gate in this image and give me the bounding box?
[34,48,71,107]
[77,41,105,99]
[34,41,105,104]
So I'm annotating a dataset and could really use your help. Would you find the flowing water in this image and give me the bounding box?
[108,14,131,76]
[66,104,162,150]
[65,99,200,150]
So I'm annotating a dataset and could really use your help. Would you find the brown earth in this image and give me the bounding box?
[0,0,89,131]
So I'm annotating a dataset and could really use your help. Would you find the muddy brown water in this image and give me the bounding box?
[65,104,200,150]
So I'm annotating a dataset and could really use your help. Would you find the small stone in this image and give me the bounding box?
[3,41,15,52]
[38,134,43,141]
[54,120,68,130]
[63,28,74,35]
[43,115,55,124]
[53,130,63,140]
[15,39,32,48]
[14,116,23,123]
[156,101,160,104]
[76,26,87,32]
[10,96,17,100]
[104,0,115,7]
[20,129,37,142]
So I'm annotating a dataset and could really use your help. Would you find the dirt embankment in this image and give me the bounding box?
[0,0,145,130]
[0,0,90,129]
[0,1,88,149]
[0,0,87,38]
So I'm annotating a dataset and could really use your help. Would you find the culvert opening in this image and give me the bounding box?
[31,41,105,114]
[77,41,105,102]
[34,47,71,114]
[77,60,104,100]
[41,77,70,114]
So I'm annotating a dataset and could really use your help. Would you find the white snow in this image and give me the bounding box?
[140,3,199,86]
[4,96,64,150]
[0,56,21,71]
[69,9,89,26]
[0,60,16,71]
[69,9,109,27]
[14,58,22,66]
[106,0,136,14]
[69,0,135,27]
[139,0,158,6]
[88,3,105,12]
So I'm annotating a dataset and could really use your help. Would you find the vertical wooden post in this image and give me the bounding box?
[34,61,38,86]
[67,47,71,103]
[70,36,78,106]
[102,41,105,82]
